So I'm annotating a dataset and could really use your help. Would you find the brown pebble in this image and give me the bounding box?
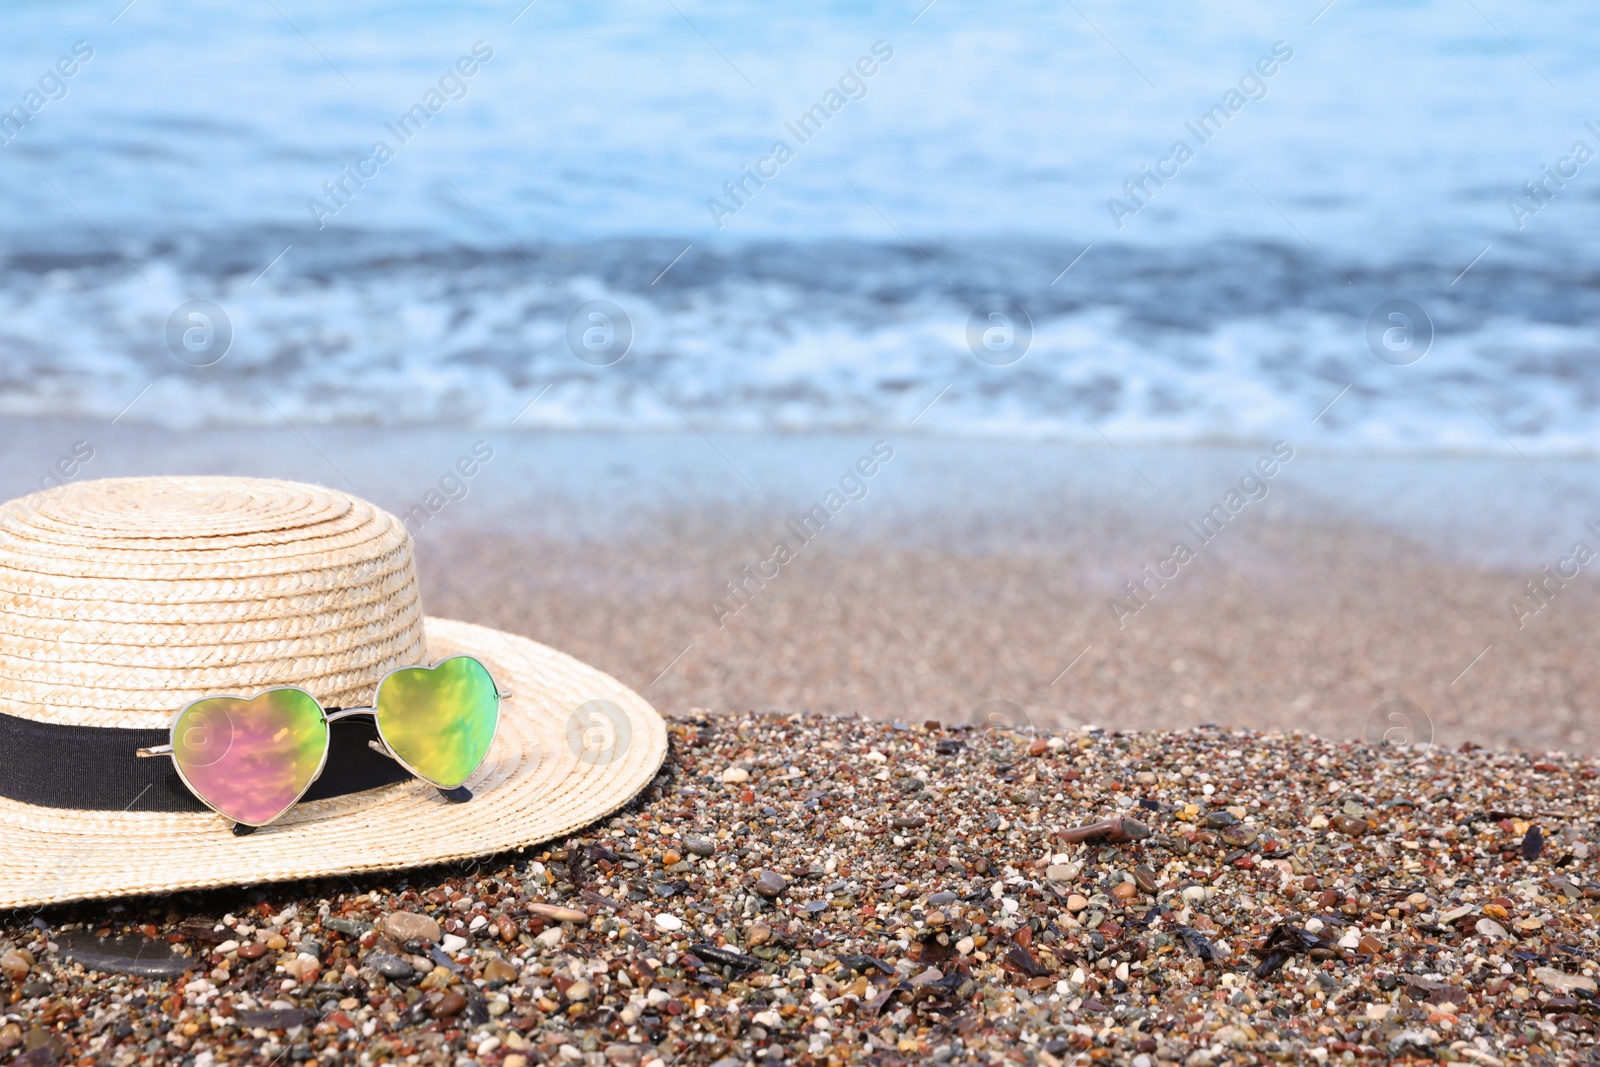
[1110,882,1138,902]
[0,951,33,981]
[379,911,441,944]
[428,990,468,1018]
[661,850,681,867]
[1133,865,1157,893]
[754,870,787,897]
[746,923,772,946]
[481,957,518,982]
[1357,935,1383,954]
[236,942,268,961]
[1330,814,1368,836]
[528,903,589,924]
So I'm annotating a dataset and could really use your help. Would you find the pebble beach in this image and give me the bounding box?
[4,711,1598,1066]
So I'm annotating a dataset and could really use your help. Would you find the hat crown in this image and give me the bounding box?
[0,476,425,728]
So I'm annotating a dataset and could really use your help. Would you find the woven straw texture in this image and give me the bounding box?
[0,476,667,909]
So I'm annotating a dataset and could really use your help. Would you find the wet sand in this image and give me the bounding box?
[3,418,1596,754]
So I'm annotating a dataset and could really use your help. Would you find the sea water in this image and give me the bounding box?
[1,0,1597,454]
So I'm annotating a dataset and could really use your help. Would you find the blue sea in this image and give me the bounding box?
[3,0,1599,453]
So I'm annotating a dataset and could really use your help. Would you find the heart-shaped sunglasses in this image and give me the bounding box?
[137,655,503,830]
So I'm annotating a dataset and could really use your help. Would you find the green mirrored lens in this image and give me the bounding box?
[375,655,498,789]
[171,688,328,826]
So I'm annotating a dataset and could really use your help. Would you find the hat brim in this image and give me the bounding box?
[0,617,668,910]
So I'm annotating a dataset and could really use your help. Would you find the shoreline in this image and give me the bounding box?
[3,418,1596,755]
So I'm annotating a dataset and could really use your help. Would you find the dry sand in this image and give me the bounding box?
[418,503,1598,757]
[3,417,1596,755]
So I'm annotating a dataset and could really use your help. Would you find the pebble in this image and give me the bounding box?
[1475,918,1510,939]
[1532,966,1597,994]
[428,991,467,1019]
[0,950,31,981]
[10,712,1600,1067]
[481,957,518,982]
[378,911,441,944]
[654,914,684,932]
[1330,814,1368,836]
[720,766,749,784]
[367,952,414,979]
[439,933,468,954]
[528,903,589,924]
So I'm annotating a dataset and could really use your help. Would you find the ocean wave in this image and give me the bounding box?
[1,234,1598,455]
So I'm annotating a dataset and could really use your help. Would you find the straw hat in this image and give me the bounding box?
[0,475,667,909]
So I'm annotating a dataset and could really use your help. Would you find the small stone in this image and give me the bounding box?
[0,951,33,981]
[1220,826,1259,848]
[1046,863,1080,883]
[379,912,441,944]
[536,927,565,949]
[428,990,468,1019]
[237,942,268,961]
[325,917,372,937]
[566,979,592,1001]
[1475,918,1509,940]
[55,934,191,979]
[684,837,717,857]
[1133,865,1157,893]
[281,955,320,983]
[367,952,414,980]
[528,903,589,924]
[892,816,926,829]
[1066,894,1089,913]
[439,933,468,954]
[1205,811,1239,828]
[1357,935,1383,954]
[746,923,772,946]
[721,767,750,784]
[654,914,684,932]
[1330,815,1368,836]
[482,957,519,982]
[754,870,788,897]
[1181,885,1208,904]
[661,850,682,867]
[1110,882,1138,902]
[956,936,975,955]
[1533,967,1598,994]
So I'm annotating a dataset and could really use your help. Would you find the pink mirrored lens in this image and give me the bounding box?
[171,688,328,826]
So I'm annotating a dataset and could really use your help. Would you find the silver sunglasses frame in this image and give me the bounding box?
[137,655,506,829]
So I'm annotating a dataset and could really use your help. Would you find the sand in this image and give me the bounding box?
[2,417,1595,756]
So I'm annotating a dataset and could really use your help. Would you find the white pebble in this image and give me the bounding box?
[654,913,684,932]
[440,934,467,954]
